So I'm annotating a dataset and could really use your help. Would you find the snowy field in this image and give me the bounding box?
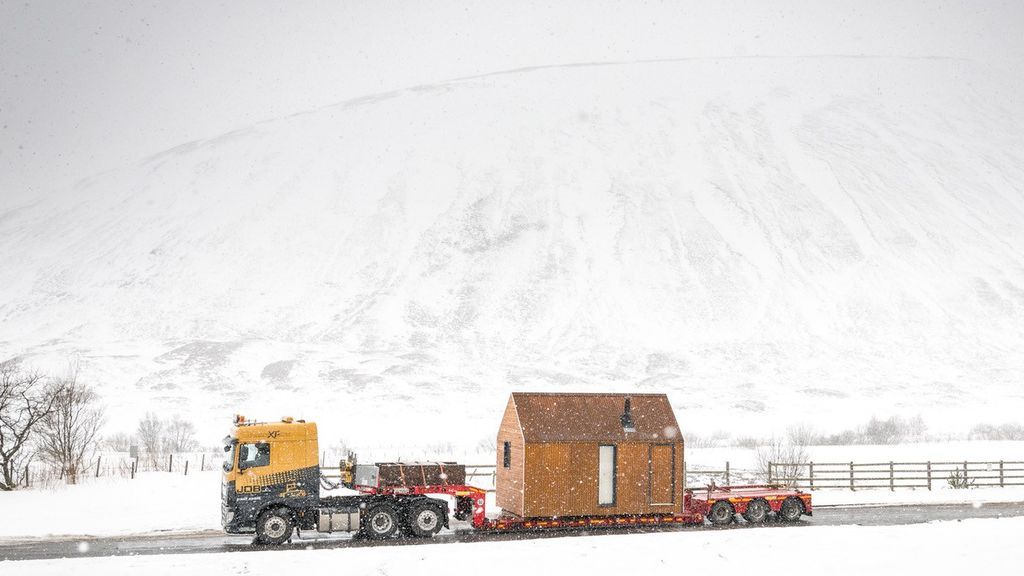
[6,517,1020,575]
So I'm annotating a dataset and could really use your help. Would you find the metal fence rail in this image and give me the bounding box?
[769,460,1024,490]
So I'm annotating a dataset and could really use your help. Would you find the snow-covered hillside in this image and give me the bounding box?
[2,1,1023,445]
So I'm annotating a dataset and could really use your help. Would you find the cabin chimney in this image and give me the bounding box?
[620,397,636,432]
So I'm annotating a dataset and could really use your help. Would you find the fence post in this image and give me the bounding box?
[184,460,189,476]
[131,459,136,480]
[849,461,854,491]
[1000,460,1004,488]
[169,453,173,473]
[725,461,730,486]
[809,462,814,491]
[96,456,102,478]
[201,454,206,472]
[767,462,773,485]
[24,465,30,488]
[889,461,894,491]
[927,461,932,491]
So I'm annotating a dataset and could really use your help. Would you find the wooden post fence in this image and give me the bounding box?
[184,460,189,476]
[755,459,1024,490]
[725,461,730,485]
[168,453,173,473]
[95,456,102,478]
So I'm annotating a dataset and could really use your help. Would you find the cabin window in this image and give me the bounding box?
[598,445,616,506]
[238,442,271,470]
[503,441,512,468]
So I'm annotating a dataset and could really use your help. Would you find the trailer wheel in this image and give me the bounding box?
[708,501,735,526]
[742,499,770,524]
[361,503,399,539]
[779,497,804,522]
[406,502,444,538]
[255,508,294,545]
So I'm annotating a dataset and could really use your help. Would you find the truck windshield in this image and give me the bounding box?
[223,440,236,472]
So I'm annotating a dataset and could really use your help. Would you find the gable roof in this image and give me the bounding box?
[510,392,680,443]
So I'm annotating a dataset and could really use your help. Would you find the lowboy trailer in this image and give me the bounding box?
[221,415,811,544]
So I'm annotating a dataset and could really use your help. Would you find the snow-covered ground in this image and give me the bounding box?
[6,517,1021,575]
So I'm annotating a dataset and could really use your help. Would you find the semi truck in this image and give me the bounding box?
[221,414,812,545]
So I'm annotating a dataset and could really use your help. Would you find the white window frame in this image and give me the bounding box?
[598,445,616,506]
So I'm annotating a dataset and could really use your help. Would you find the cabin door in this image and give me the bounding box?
[648,444,675,505]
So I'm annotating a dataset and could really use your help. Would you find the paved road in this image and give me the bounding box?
[3,501,1023,562]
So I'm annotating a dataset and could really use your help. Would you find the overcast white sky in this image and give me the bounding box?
[1,0,1021,203]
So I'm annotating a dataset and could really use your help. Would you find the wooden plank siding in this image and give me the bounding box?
[520,441,685,517]
[495,393,685,519]
[495,396,526,516]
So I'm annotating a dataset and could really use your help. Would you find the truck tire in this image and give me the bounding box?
[779,497,804,522]
[742,499,770,523]
[708,501,735,526]
[406,501,444,538]
[255,508,294,545]
[361,503,399,539]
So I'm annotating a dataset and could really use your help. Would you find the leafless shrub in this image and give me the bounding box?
[164,416,198,452]
[37,371,105,484]
[104,431,135,452]
[755,437,809,486]
[0,361,61,490]
[684,430,732,449]
[968,423,1024,441]
[136,412,165,468]
[730,436,763,449]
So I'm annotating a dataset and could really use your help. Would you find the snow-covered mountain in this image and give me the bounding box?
[2,1,1023,446]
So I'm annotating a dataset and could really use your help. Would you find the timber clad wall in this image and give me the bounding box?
[495,393,684,518]
[495,396,526,516]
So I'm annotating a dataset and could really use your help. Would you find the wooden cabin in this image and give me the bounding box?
[495,392,684,518]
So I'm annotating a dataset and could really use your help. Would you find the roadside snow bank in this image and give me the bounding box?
[1,472,222,540]
[7,516,1020,575]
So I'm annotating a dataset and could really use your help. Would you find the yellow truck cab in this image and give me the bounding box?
[221,415,450,544]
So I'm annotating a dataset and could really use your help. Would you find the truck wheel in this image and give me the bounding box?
[406,502,444,538]
[779,497,804,522]
[361,504,399,539]
[708,501,735,526]
[742,499,770,523]
[255,508,294,545]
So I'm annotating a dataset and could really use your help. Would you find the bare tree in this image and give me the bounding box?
[136,412,164,468]
[164,416,198,452]
[0,361,60,490]
[37,371,104,484]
